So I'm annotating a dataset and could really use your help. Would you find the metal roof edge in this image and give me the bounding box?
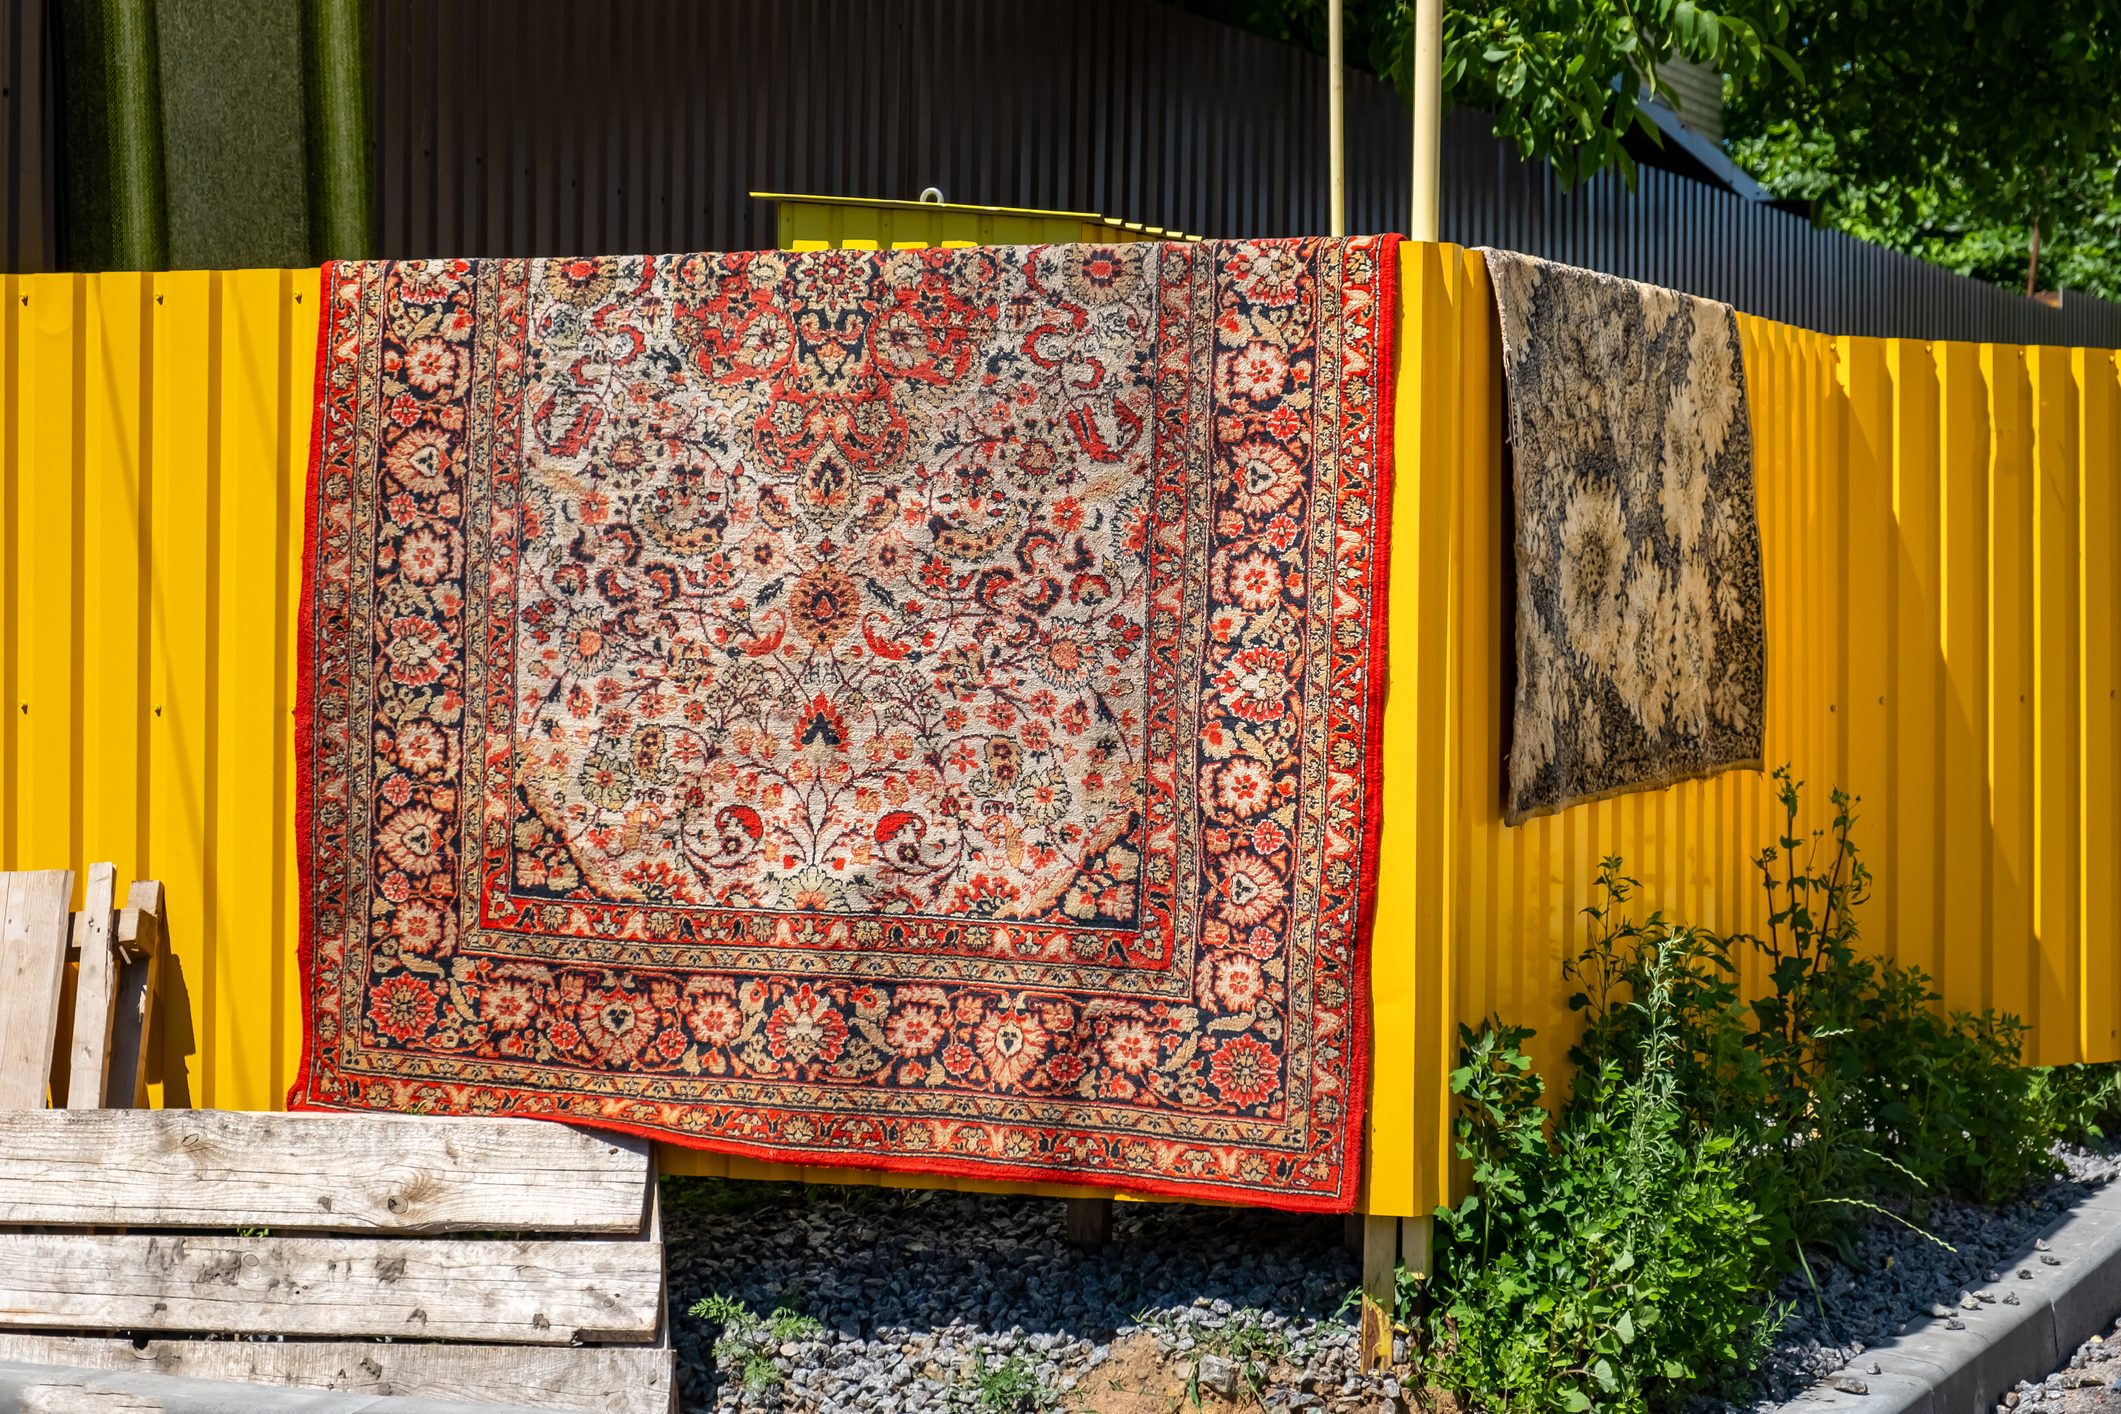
[750,192,1201,241]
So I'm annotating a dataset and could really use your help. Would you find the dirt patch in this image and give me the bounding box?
[1069,1333,1204,1413]
[1062,1332,1448,1413]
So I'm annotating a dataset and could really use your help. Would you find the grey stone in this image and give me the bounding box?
[1197,1354,1241,1401]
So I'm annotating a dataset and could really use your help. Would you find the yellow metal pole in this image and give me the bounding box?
[1410,0,1443,241]
[1329,0,1346,237]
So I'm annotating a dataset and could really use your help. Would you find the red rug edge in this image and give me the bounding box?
[289,261,334,1117]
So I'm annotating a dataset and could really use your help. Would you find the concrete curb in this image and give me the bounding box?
[1775,1180,2121,1414]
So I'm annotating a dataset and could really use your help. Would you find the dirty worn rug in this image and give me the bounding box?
[1480,249,1765,825]
[292,237,1396,1210]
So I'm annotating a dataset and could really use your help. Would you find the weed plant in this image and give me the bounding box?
[687,1291,824,1393]
[950,1351,1058,1413]
[1426,771,2084,1412]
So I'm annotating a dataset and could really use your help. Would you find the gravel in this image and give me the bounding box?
[2011,1314,2121,1413]
[1695,1143,2121,1412]
[663,1179,1404,1412]
[665,1143,2121,1412]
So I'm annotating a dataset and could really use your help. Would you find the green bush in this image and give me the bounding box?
[1432,939,1778,1414]
[1428,772,2073,1411]
[2045,1061,2121,1144]
[1563,774,2058,1240]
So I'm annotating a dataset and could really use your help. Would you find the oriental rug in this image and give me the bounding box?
[1480,249,1765,826]
[292,236,1397,1211]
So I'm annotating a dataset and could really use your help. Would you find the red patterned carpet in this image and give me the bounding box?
[293,236,1396,1210]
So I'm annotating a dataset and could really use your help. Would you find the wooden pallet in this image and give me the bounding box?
[0,867,676,1414]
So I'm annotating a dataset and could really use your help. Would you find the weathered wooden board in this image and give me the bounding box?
[0,1233,663,1342]
[1358,1213,1396,1372]
[63,865,120,1110]
[0,1110,651,1231]
[1063,1197,1112,1249]
[105,882,164,1107]
[0,870,74,1108]
[0,1358,579,1413]
[0,1339,672,1414]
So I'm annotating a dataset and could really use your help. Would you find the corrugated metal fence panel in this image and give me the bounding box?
[365,0,2121,350]
[5,253,2118,1211]
[1365,245,2121,1217]
[0,266,316,1112]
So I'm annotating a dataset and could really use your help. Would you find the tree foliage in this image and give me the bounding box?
[1184,0,2121,297]
[1414,0,1795,188]
[1732,126,2121,301]
[1726,0,2121,296]
[1179,0,1797,185]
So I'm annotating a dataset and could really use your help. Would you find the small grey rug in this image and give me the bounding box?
[1480,249,1765,825]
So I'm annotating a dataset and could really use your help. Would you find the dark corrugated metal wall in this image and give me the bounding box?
[368,0,1404,257]
[8,0,2119,348]
[366,0,2121,349]
[1,0,59,272]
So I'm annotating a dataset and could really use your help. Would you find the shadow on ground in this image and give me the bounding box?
[662,1178,1402,1413]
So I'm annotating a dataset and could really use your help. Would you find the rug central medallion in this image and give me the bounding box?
[502,246,1164,964]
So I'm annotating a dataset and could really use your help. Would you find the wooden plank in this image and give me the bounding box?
[1357,1212,1396,1372]
[1398,1214,1433,1282]
[63,864,120,1109]
[0,870,75,1107]
[0,1338,673,1414]
[0,1110,650,1232]
[1062,1197,1112,1249]
[0,1232,663,1343]
[105,881,164,1107]
[0,1357,582,1414]
[640,1153,674,1414]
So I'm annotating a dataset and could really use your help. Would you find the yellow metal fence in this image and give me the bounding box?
[1367,246,2121,1217]
[2,247,2117,1216]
